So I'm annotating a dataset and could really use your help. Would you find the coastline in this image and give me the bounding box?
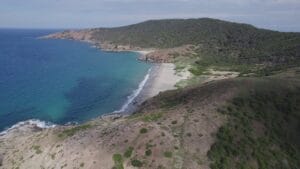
[42,34,191,113]
[1,31,191,134]
[118,62,191,114]
[0,48,190,135]
[0,119,56,136]
[109,49,191,114]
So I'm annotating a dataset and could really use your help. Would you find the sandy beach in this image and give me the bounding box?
[134,50,154,56]
[122,63,191,113]
[143,63,190,98]
[135,50,191,99]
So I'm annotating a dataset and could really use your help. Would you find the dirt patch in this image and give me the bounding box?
[203,69,239,83]
[140,45,197,63]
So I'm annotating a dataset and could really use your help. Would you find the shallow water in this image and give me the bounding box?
[0,29,151,131]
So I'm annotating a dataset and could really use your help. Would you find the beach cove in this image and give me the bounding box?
[0,29,153,132]
[0,29,190,134]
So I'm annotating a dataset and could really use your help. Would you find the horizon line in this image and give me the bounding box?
[0,17,299,33]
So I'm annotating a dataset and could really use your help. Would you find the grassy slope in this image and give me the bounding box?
[141,69,300,169]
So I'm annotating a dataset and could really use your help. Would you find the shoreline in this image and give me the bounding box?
[0,49,190,135]
[0,63,190,135]
[102,50,179,114]
[120,62,191,114]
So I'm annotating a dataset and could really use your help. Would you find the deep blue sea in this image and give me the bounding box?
[0,29,151,131]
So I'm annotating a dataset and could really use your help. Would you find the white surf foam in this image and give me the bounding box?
[114,68,151,113]
[0,119,56,136]
[0,69,152,136]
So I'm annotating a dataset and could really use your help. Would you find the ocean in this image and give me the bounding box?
[0,29,151,131]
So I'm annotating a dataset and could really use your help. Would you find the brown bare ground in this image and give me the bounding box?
[141,45,197,63]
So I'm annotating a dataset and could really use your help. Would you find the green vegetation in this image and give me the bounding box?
[189,66,208,76]
[131,159,143,167]
[142,112,163,122]
[58,124,92,138]
[145,149,152,156]
[208,79,300,169]
[89,18,300,73]
[140,128,148,134]
[164,151,173,158]
[112,154,124,169]
[32,145,42,154]
[123,147,134,158]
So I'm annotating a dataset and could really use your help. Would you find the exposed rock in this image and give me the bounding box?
[43,31,198,63]
[43,29,93,42]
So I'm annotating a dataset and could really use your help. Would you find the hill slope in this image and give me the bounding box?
[47,18,300,67]
[1,69,299,169]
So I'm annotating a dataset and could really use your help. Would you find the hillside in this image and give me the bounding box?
[46,18,300,68]
[1,68,299,169]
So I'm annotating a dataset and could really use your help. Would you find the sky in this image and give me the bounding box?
[0,0,300,32]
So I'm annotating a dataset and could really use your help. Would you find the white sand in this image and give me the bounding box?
[123,63,191,113]
[143,63,190,99]
[134,50,155,56]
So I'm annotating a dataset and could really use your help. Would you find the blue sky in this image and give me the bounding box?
[0,0,299,31]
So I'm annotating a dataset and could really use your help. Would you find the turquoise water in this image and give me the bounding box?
[0,29,151,131]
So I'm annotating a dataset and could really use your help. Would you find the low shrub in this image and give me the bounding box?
[140,128,148,134]
[124,147,134,158]
[131,159,143,167]
[164,151,172,158]
[112,154,124,169]
[145,149,152,156]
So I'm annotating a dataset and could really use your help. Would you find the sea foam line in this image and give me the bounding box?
[0,68,152,136]
[114,68,151,113]
[0,119,56,136]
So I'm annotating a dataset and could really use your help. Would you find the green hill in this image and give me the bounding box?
[90,18,300,66]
